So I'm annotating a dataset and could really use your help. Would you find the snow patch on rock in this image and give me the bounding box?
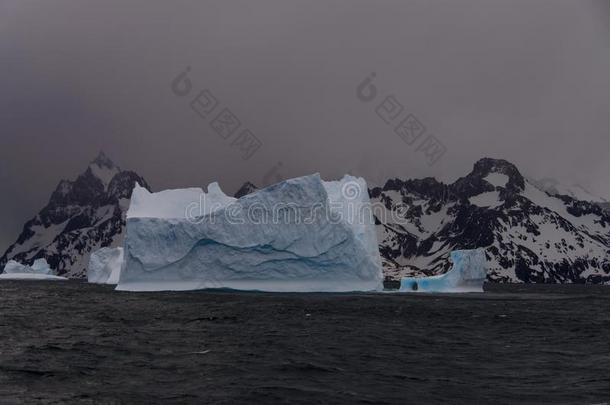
[469,191,502,208]
[484,173,509,188]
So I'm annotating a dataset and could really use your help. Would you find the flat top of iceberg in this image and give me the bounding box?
[127,182,235,219]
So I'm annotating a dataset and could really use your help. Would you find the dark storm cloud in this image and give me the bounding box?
[1,0,610,250]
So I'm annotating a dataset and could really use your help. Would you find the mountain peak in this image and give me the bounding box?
[88,152,120,191]
[471,157,520,177]
[450,157,525,198]
[234,181,258,198]
[91,151,116,169]
[469,157,524,188]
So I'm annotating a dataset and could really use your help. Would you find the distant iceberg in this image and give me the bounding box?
[88,247,124,284]
[4,258,52,275]
[1,258,67,280]
[400,249,487,293]
[117,174,383,292]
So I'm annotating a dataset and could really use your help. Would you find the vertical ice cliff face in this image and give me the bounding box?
[400,249,487,293]
[323,176,383,273]
[87,247,124,284]
[117,174,383,292]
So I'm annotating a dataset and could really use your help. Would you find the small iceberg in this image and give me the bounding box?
[0,258,67,281]
[4,258,52,275]
[88,247,124,284]
[400,249,487,293]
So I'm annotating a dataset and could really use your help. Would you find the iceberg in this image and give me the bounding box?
[400,249,487,293]
[3,258,52,275]
[88,247,124,284]
[1,258,67,280]
[117,174,383,292]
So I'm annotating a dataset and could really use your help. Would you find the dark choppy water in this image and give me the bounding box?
[0,282,609,404]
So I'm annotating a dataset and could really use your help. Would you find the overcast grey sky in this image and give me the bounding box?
[1,0,610,251]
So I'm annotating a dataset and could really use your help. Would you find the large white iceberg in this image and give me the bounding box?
[88,247,124,284]
[1,258,67,280]
[117,174,383,292]
[399,249,487,293]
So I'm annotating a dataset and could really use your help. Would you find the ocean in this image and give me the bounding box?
[0,282,609,404]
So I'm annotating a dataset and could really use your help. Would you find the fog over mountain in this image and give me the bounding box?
[2,0,610,252]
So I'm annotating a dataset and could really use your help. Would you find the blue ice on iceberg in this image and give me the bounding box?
[400,249,487,293]
[117,174,383,292]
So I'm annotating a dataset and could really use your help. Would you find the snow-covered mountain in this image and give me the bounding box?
[0,152,149,278]
[371,158,610,283]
